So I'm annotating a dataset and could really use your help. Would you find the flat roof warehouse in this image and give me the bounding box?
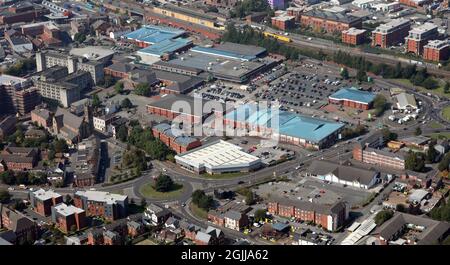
[175,140,262,174]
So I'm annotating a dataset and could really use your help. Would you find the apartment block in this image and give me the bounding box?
[0,74,40,115]
[271,15,295,31]
[372,19,411,48]
[34,66,92,108]
[423,40,449,62]
[74,191,128,221]
[342,28,366,45]
[51,203,86,233]
[300,10,362,33]
[30,189,63,217]
[267,199,347,231]
[405,23,438,55]
[353,144,405,170]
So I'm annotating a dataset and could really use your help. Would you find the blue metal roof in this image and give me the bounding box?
[329,87,376,104]
[124,25,185,44]
[153,123,198,146]
[138,38,191,56]
[225,105,344,144]
[191,46,257,61]
[272,222,290,232]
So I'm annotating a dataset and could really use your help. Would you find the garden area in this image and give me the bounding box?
[139,175,184,200]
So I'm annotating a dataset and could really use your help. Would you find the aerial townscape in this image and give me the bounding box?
[1,0,450,249]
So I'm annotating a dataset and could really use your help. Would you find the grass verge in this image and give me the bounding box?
[139,183,184,199]
[189,202,208,220]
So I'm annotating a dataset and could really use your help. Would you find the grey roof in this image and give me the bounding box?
[106,62,137,73]
[270,197,346,216]
[400,136,430,146]
[224,210,243,220]
[54,107,84,130]
[165,216,179,227]
[127,220,142,229]
[205,226,223,238]
[396,93,417,109]
[147,94,226,115]
[31,109,52,121]
[215,42,267,57]
[375,212,450,244]
[303,10,362,24]
[129,69,159,85]
[195,231,211,243]
[152,61,202,75]
[308,160,378,186]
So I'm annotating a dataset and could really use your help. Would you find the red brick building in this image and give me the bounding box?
[0,115,16,141]
[152,123,202,154]
[267,200,347,231]
[353,144,405,170]
[405,23,438,55]
[328,87,376,110]
[74,190,128,221]
[30,189,63,217]
[31,109,53,129]
[208,210,225,227]
[300,10,362,33]
[399,0,430,8]
[372,19,411,48]
[147,94,224,125]
[127,221,144,238]
[271,15,296,31]
[104,62,137,79]
[51,203,86,233]
[423,40,450,62]
[342,28,366,45]
[0,3,49,25]
[0,146,39,172]
[0,203,38,243]
[144,11,221,40]
[286,7,303,22]
[87,229,104,245]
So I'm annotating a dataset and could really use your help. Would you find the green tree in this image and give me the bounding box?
[356,69,367,82]
[245,191,255,205]
[117,125,128,142]
[121,98,132,109]
[381,128,397,141]
[372,94,388,116]
[115,82,124,94]
[422,77,438,90]
[154,174,174,192]
[426,143,438,163]
[415,127,422,136]
[374,210,394,225]
[444,82,450,94]
[134,83,152,96]
[74,32,86,43]
[340,68,349,80]
[405,151,425,172]
[0,189,11,203]
[92,94,101,108]
[438,152,450,171]
[254,209,266,221]
[192,190,214,210]
[0,171,15,185]
[53,139,69,153]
